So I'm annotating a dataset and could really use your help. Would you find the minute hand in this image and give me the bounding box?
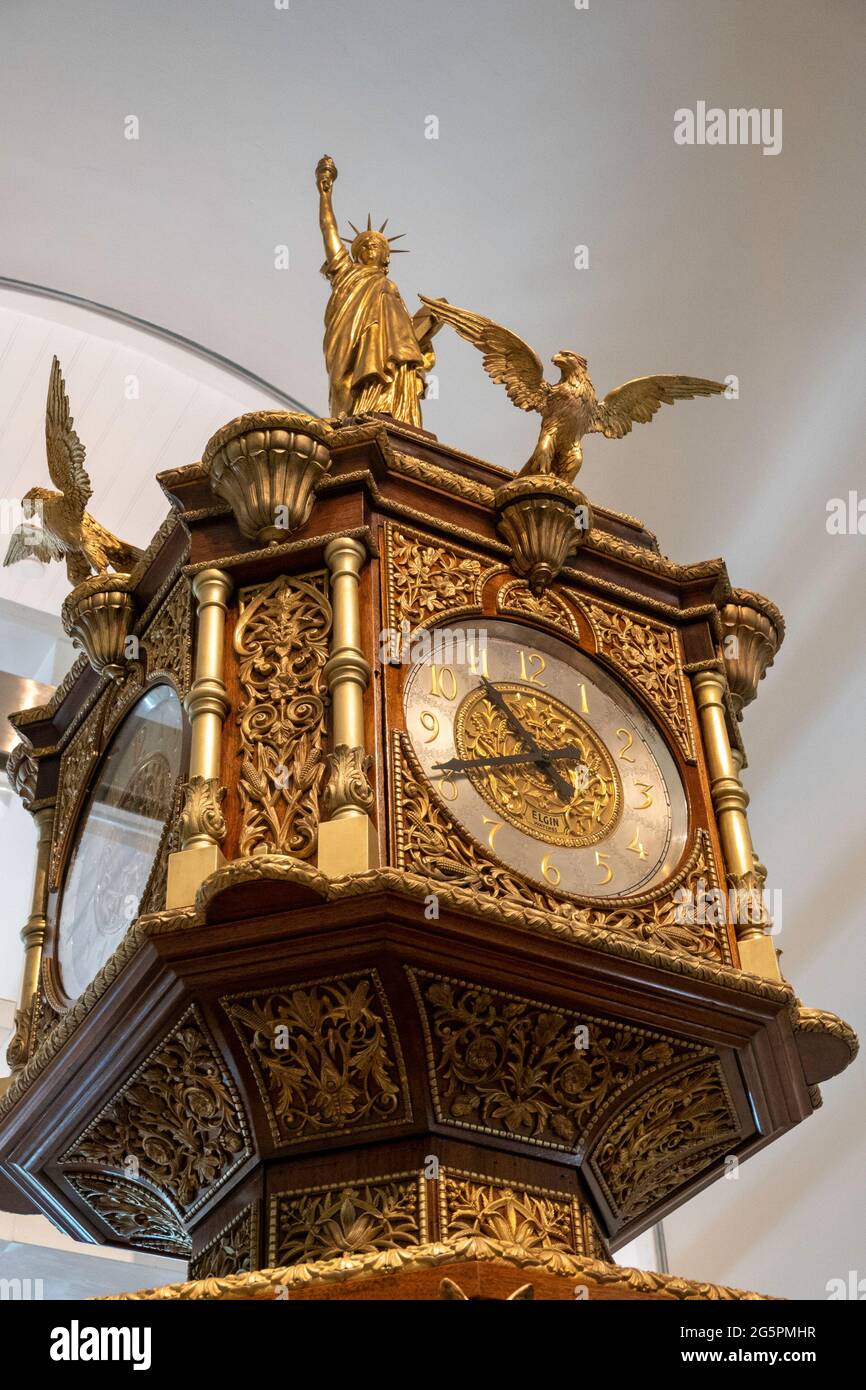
[478,677,573,801]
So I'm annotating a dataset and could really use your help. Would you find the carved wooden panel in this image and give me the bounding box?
[189,1202,260,1280]
[66,1172,190,1257]
[268,1172,425,1266]
[588,1060,742,1225]
[385,522,499,632]
[439,1169,602,1259]
[60,1005,251,1216]
[221,970,412,1146]
[407,968,708,1153]
[142,574,192,696]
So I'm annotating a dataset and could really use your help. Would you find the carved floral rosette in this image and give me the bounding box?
[203,412,333,544]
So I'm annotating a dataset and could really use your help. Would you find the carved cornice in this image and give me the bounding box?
[98,1233,775,1301]
[792,1006,859,1062]
[0,849,792,1121]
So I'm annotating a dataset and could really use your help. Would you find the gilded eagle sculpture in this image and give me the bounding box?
[3,357,142,586]
[419,296,726,483]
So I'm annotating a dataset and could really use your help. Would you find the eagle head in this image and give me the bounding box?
[552,351,587,381]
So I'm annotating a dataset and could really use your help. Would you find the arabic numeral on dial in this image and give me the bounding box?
[626,827,648,860]
[419,710,439,743]
[634,781,654,809]
[482,816,503,851]
[434,769,458,801]
[594,850,613,885]
[430,664,457,700]
[518,650,546,685]
[541,853,561,887]
[615,727,636,763]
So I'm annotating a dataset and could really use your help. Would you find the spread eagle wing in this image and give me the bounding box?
[590,375,726,439]
[418,296,547,412]
[3,524,65,567]
[45,356,92,515]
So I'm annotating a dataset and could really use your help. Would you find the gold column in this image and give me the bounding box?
[691,669,780,981]
[166,569,232,908]
[317,537,378,875]
[4,804,54,1079]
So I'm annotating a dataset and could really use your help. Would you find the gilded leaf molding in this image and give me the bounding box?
[190,1203,260,1280]
[393,734,731,964]
[67,1172,191,1257]
[269,1173,424,1266]
[234,572,331,859]
[222,971,411,1146]
[100,1235,774,1302]
[408,968,707,1152]
[386,523,498,632]
[178,776,227,845]
[589,1060,741,1225]
[584,597,696,761]
[60,1006,251,1215]
[142,575,192,695]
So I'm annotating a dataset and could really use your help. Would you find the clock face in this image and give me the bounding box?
[403,618,688,900]
[55,684,184,1002]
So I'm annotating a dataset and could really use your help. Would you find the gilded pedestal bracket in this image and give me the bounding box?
[719,589,785,719]
[494,476,592,595]
[61,574,137,682]
[167,569,232,907]
[204,413,333,544]
[690,669,780,980]
[318,537,378,875]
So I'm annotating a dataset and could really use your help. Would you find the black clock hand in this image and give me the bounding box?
[434,744,586,776]
[477,677,574,801]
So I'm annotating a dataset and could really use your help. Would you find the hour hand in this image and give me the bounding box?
[434,745,585,776]
[478,678,573,801]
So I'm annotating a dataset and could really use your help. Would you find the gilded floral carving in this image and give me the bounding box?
[269,1174,424,1266]
[386,524,491,631]
[440,1172,586,1256]
[497,578,583,635]
[585,598,695,760]
[234,573,331,858]
[50,696,107,887]
[60,1006,250,1215]
[408,969,706,1152]
[589,1060,741,1224]
[142,576,192,695]
[222,971,411,1145]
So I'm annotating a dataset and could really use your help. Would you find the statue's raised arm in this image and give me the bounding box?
[315,155,345,272]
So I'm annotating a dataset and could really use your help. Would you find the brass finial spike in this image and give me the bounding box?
[366,213,372,230]
[379,219,388,232]
[347,221,362,237]
[387,232,406,242]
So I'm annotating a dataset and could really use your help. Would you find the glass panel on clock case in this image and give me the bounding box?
[403,618,689,901]
[56,684,184,1002]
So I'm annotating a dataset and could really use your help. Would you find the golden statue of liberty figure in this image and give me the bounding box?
[315,155,441,427]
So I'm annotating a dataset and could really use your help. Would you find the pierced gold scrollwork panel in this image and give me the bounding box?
[221,970,412,1148]
[190,1202,261,1281]
[407,968,709,1154]
[233,571,331,859]
[141,574,193,696]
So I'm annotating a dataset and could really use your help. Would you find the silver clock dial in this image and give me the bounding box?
[403,618,688,900]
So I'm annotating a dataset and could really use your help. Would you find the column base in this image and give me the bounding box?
[317,814,379,876]
[166,844,227,909]
[737,934,782,981]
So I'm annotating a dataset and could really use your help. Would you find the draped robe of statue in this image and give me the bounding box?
[322,243,433,427]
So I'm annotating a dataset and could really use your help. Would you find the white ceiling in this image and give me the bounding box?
[0,0,863,1299]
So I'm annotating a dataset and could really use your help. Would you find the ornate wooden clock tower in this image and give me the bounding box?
[0,409,855,1301]
[0,159,856,1300]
